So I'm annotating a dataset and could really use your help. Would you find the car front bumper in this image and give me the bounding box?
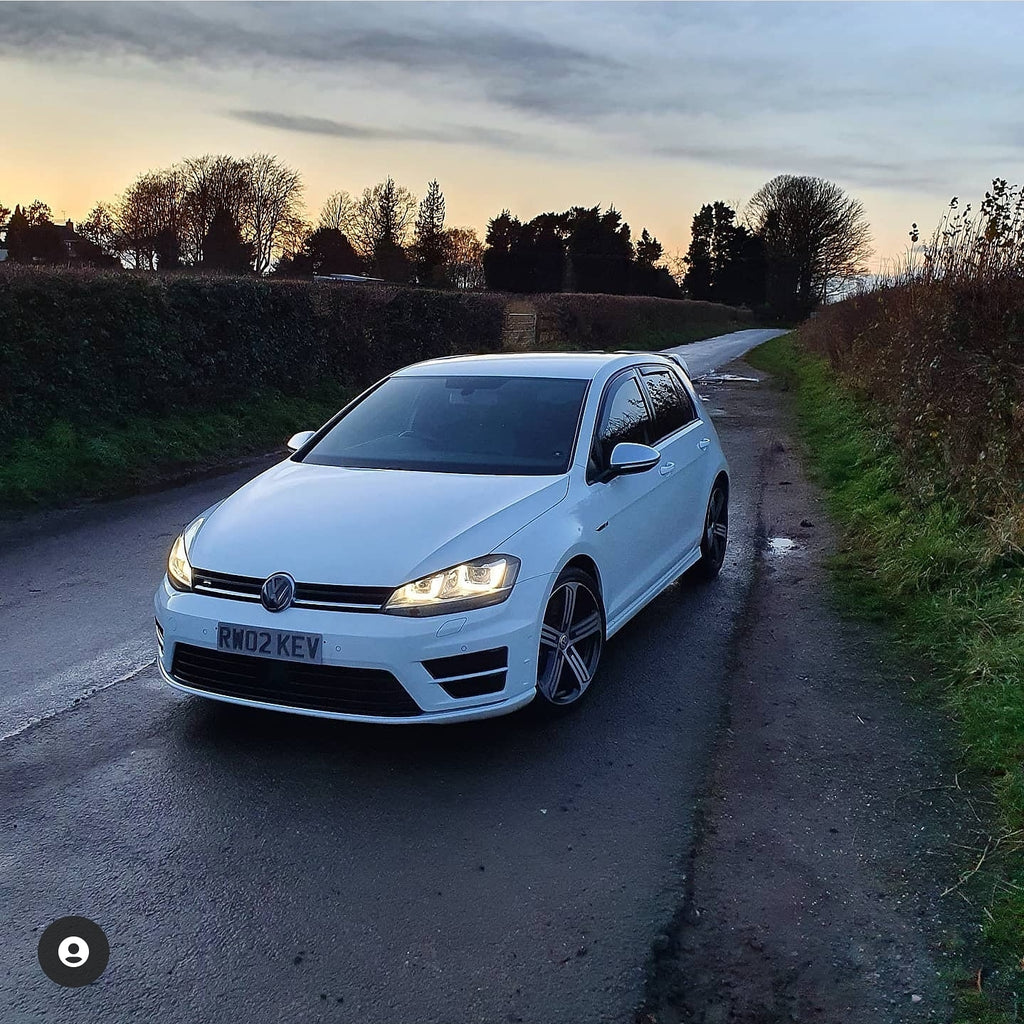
[153,573,552,724]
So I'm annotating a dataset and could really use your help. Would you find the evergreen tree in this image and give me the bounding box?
[277,227,364,277]
[483,210,526,291]
[412,179,449,286]
[683,202,765,306]
[154,226,182,271]
[5,205,29,261]
[202,207,252,274]
[635,228,664,267]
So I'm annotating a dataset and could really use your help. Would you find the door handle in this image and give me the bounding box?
[697,438,711,451]
[659,461,675,476]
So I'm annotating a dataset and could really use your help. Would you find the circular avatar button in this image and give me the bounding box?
[37,917,109,987]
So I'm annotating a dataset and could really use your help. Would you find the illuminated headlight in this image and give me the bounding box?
[384,555,521,617]
[166,515,206,592]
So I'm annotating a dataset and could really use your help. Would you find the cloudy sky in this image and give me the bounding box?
[2,1,1022,266]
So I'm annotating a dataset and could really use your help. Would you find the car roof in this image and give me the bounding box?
[393,351,675,379]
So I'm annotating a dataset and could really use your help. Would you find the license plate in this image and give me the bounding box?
[216,623,323,664]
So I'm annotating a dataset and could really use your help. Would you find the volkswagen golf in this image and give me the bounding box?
[154,351,728,722]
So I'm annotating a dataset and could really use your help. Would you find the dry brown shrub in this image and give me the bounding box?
[801,180,1024,527]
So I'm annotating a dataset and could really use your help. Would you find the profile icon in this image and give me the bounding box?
[38,917,109,987]
[57,935,90,967]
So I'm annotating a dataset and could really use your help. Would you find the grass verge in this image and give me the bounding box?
[747,332,1023,1022]
[0,387,354,512]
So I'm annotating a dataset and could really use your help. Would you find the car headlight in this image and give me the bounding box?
[384,555,521,617]
[166,515,206,592]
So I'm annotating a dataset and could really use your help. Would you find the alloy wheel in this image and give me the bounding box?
[537,578,604,706]
[701,485,729,571]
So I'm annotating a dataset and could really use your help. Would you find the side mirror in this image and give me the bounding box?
[287,430,316,452]
[607,442,661,477]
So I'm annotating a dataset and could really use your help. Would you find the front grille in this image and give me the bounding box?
[192,568,392,612]
[422,647,508,699]
[170,643,422,717]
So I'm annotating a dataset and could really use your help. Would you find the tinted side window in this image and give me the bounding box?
[595,373,651,465]
[641,370,696,442]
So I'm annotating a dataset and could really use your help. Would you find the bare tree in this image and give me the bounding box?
[445,226,485,289]
[24,200,53,227]
[352,177,416,259]
[79,201,124,262]
[114,169,186,270]
[244,153,304,274]
[275,212,313,267]
[319,190,355,235]
[180,154,251,265]
[746,174,872,313]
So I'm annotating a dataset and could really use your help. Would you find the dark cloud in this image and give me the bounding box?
[653,141,947,193]
[230,109,532,150]
[0,2,617,87]
[2,0,1021,187]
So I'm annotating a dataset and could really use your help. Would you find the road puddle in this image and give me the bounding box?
[766,537,798,556]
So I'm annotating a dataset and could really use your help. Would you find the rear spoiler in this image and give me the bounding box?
[665,352,691,378]
[609,349,692,379]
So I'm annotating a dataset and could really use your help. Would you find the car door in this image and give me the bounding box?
[584,368,665,621]
[637,365,708,571]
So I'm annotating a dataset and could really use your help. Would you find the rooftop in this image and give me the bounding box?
[397,350,671,379]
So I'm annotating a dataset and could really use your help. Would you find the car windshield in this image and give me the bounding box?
[300,374,590,475]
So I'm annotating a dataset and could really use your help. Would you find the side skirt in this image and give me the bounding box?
[605,547,702,639]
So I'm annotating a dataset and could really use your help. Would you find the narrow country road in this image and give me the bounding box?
[0,327,784,742]
[662,327,786,376]
[1,328,785,1024]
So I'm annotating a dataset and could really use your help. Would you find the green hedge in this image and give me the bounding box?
[0,269,507,447]
[0,269,760,453]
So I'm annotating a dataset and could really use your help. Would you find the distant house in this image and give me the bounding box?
[57,219,87,261]
[1,217,113,267]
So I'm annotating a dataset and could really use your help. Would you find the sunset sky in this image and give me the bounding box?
[2,1,1022,270]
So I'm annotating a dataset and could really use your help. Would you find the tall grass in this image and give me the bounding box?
[757,181,1024,1017]
[803,179,1024,546]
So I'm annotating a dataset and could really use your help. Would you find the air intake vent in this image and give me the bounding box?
[422,647,508,679]
[422,647,508,699]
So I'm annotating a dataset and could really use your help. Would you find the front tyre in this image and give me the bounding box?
[694,480,729,580]
[534,568,604,712]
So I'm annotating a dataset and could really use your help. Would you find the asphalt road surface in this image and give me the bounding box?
[0,328,785,1024]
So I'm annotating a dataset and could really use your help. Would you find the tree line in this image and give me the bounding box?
[679,176,872,318]
[1,157,872,317]
[484,206,677,298]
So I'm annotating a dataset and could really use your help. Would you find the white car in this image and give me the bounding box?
[154,352,729,723]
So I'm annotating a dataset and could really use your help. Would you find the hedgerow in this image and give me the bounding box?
[0,269,506,446]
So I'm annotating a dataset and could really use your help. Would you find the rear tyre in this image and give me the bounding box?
[693,481,729,580]
[533,568,605,714]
